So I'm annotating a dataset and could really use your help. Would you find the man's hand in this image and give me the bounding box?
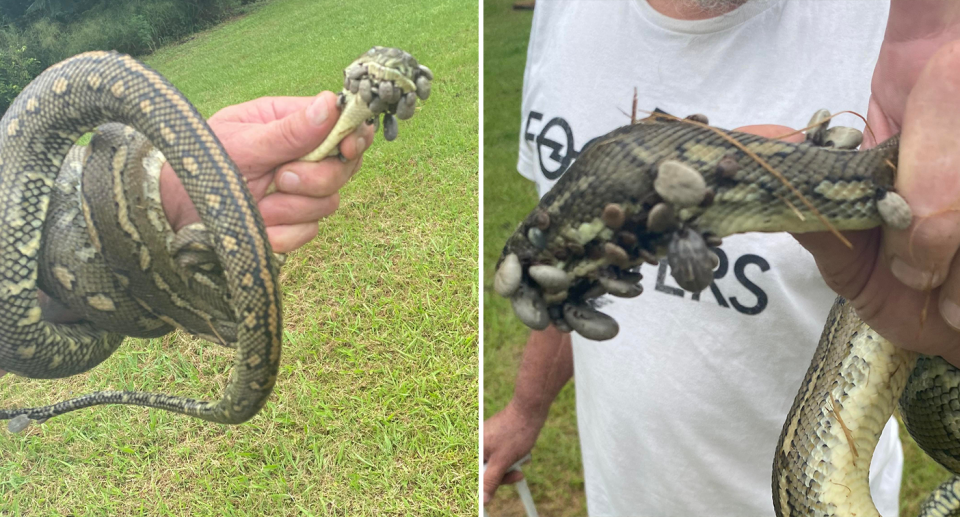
[483,403,543,504]
[160,91,376,253]
[793,6,960,365]
[483,327,574,505]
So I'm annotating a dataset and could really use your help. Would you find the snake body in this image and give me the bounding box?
[0,47,431,431]
[495,113,960,515]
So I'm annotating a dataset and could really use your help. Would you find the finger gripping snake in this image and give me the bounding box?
[0,47,431,431]
[495,112,960,516]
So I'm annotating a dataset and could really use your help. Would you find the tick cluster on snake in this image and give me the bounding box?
[0,47,431,434]
[495,111,960,516]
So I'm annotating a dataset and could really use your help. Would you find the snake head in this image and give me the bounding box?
[495,117,727,341]
[299,46,432,163]
[340,46,432,141]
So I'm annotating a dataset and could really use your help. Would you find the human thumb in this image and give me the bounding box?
[483,456,525,505]
[882,41,960,295]
[263,91,339,162]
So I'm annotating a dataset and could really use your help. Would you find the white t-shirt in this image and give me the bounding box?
[517,1,902,516]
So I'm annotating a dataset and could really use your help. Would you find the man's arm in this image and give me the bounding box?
[483,326,573,504]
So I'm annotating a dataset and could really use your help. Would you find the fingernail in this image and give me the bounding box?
[890,257,938,290]
[356,137,367,153]
[306,95,329,127]
[278,171,300,192]
[483,492,490,505]
[942,297,960,331]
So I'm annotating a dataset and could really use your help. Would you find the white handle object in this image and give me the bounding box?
[483,454,538,517]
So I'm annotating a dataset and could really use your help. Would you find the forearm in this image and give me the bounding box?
[508,326,574,420]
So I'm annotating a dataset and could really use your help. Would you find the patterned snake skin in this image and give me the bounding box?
[495,112,960,516]
[0,47,431,432]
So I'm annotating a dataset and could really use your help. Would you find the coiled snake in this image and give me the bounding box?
[0,47,432,432]
[495,111,960,516]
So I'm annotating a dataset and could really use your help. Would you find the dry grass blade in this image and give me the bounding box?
[648,111,852,249]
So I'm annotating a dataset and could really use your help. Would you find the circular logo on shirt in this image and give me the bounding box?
[535,117,576,180]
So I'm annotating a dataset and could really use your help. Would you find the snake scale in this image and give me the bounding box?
[0,46,432,432]
[495,111,960,516]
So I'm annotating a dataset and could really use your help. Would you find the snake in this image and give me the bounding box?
[0,46,432,432]
[494,110,960,516]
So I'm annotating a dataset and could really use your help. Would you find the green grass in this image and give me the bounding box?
[480,1,951,516]
[0,0,478,515]
[482,1,584,515]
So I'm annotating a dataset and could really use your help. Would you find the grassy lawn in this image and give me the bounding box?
[481,1,951,516]
[0,0,478,515]
[482,1,584,515]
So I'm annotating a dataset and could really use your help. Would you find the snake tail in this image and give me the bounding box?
[0,51,282,428]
